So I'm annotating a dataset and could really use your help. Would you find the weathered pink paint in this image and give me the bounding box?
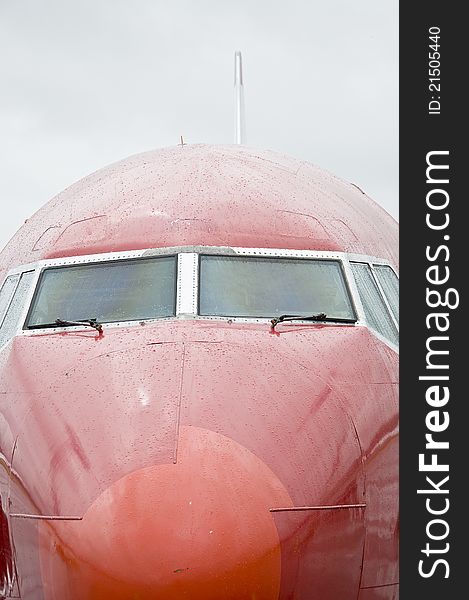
[0,145,398,599]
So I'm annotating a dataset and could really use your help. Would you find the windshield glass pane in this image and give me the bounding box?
[351,262,398,346]
[374,265,399,322]
[26,256,177,327]
[0,274,20,328]
[199,256,355,319]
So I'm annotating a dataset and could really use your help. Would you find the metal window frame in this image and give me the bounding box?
[197,252,358,322]
[0,246,399,351]
[177,253,198,314]
[23,253,179,330]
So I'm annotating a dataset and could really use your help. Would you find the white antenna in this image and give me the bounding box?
[234,51,246,144]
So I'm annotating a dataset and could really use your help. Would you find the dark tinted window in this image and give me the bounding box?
[199,255,355,319]
[26,256,176,327]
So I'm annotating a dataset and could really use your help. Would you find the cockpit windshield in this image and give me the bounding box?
[0,248,400,348]
[26,256,177,328]
[199,255,356,320]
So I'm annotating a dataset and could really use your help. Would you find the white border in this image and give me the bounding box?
[177,253,198,314]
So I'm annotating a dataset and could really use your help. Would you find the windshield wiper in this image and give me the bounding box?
[28,318,103,332]
[270,313,356,330]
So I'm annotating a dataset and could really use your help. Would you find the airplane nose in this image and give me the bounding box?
[40,426,292,600]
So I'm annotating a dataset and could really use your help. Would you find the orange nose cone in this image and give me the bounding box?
[40,426,292,599]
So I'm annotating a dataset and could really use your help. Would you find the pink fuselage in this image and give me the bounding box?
[0,145,398,599]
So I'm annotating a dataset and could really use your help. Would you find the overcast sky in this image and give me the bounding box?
[0,0,398,252]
